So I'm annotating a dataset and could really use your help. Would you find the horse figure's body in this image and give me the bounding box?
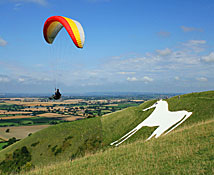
[110,99,192,146]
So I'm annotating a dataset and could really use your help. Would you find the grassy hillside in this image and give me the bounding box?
[0,117,102,166]
[27,119,214,175]
[102,91,214,146]
[0,91,213,174]
[0,99,157,167]
[167,91,214,125]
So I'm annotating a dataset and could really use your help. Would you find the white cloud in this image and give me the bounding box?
[188,40,206,45]
[34,64,44,67]
[126,76,153,83]
[157,31,171,38]
[170,50,200,65]
[0,37,7,46]
[81,82,101,87]
[201,52,214,62]
[127,77,137,81]
[13,3,21,10]
[182,40,206,53]
[118,72,136,75]
[156,48,172,56]
[18,78,25,82]
[142,76,153,82]
[11,0,47,6]
[181,26,203,32]
[175,76,180,80]
[0,76,10,82]
[196,77,208,82]
[87,71,98,76]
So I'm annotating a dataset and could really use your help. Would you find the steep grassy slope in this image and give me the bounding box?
[101,91,214,146]
[101,99,157,145]
[0,117,102,166]
[167,91,214,125]
[0,100,157,167]
[0,91,213,173]
[27,119,214,175]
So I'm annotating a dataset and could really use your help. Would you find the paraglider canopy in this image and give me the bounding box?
[43,16,85,48]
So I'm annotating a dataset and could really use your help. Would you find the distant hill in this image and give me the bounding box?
[0,91,213,174]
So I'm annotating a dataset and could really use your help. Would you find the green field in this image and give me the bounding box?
[0,103,13,106]
[0,91,213,174]
[0,117,66,127]
[0,122,19,127]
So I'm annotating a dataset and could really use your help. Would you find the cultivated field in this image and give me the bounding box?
[0,110,32,115]
[0,125,50,140]
[37,113,66,118]
[3,99,84,106]
[0,115,34,120]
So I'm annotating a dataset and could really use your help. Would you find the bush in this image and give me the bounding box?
[31,141,40,147]
[49,120,59,125]
[0,146,34,174]
[2,137,18,149]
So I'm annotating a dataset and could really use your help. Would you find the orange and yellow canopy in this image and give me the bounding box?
[43,16,85,48]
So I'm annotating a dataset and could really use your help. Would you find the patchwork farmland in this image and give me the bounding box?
[0,96,144,143]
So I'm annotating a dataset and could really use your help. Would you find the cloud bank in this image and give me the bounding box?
[0,37,7,46]
[11,0,47,6]
[181,26,203,32]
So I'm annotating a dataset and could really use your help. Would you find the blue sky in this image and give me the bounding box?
[0,0,214,94]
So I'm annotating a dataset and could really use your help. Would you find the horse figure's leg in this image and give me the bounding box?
[145,126,165,141]
[114,128,139,146]
[111,103,157,146]
[110,122,145,146]
[110,127,138,146]
[164,111,192,136]
[146,129,157,141]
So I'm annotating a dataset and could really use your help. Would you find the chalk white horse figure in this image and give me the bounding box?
[110,99,192,146]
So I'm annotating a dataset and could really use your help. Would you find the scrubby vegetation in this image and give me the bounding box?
[1,137,19,149]
[0,146,34,174]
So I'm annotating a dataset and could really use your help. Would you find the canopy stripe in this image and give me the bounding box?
[43,16,85,48]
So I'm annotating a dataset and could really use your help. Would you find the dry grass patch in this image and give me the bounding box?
[62,116,85,121]
[22,107,48,111]
[63,99,84,103]
[5,100,84,107]
[52,106,66,111]
[38,113,65,118]
[0,125,50,140]
[104,104,118,107]
[0,115,33,120]
[0,110,32,115]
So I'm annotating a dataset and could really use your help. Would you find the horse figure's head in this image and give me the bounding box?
[142,99,167,112]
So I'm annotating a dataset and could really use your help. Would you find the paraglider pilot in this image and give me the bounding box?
[49,89,61,100]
